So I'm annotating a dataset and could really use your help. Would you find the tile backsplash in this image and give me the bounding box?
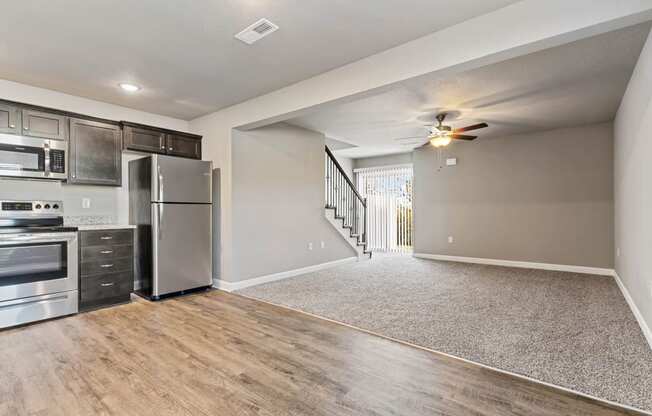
[64,215,116,225]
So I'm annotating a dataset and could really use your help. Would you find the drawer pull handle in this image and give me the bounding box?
[100,282,114,287]
[100,250,113,254]
[100,236,113,240]
[100,264,114,268]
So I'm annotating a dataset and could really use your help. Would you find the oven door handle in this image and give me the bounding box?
[0,233,77,245]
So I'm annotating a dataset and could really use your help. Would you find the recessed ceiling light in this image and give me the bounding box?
[119,83,141,92]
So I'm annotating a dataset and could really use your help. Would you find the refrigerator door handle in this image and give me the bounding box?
[157,164,164,201]
[158,204,163,240]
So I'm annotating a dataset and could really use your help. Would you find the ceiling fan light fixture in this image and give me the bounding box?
[429,135,452,148]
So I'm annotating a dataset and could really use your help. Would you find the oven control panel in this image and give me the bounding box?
[0,200,63,216]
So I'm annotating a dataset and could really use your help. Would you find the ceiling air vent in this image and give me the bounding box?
[235,18,279,45]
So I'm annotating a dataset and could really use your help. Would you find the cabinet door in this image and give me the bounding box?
[69,118,122,186]
[166,133,202,159]
[123,126,166,153]
[22,109,68,140]
[0,103,21,134]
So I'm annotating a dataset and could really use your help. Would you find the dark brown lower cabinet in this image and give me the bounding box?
[79,229,134,311]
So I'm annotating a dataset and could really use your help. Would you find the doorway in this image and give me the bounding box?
[356,164,413,253]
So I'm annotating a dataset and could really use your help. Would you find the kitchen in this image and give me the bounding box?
[0,97,215,328]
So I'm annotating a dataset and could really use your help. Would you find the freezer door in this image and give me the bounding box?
[151,154,212,203]
[152,203,212,297]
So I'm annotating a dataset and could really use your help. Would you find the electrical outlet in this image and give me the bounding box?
[308,242,313,251]
[448,236,454,244]
[82,198,91,209]
[320,241,325,249]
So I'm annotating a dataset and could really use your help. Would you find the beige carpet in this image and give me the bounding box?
[237,255,652,412]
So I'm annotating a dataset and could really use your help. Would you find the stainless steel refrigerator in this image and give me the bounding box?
[129,155,212,300]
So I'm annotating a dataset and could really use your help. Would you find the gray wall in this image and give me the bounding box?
[231,123,356,282]
[414,122,614,268]
[614,28,652,334]
[354,152,413,170]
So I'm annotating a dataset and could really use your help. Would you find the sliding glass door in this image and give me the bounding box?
[356,165,413,253]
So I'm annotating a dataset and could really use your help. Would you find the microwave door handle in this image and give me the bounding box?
[44,145,50,177]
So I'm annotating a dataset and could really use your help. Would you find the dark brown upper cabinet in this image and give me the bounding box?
[123,124,166,154]
[21,108,68,140]
[0,102,21,135]
[121,122,202,159]
[68,118,122,186]
[166,132,202,159]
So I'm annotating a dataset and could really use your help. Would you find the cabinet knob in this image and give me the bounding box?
[23,127,29,130]
[9,124,15,128]
[100,282,115,287]
[168,147,173,151]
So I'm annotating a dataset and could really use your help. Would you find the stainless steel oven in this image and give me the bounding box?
[0,201,78,329]
[0,133,67,180]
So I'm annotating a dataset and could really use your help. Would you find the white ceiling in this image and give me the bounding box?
[0,0,520,120]
[289,23,651,159]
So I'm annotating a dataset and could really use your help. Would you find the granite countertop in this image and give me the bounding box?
[64,215,137,231]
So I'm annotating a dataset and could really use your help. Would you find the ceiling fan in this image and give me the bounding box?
[397,113,488,148]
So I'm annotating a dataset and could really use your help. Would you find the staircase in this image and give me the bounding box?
[325,146,371,260]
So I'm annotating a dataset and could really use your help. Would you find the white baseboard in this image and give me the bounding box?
[213,256,358,292]
[413,253,614,276]
[613,272,652,352]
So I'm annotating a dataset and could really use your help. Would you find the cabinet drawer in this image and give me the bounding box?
[81,245,133,261]
[81,230,133,246]
[81,271,132,306]
[81,257,133,276]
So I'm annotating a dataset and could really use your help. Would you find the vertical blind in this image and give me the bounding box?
[356,164,413,253]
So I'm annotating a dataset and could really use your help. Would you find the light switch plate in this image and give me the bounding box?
[446,158,457,166]
[82,198,91,209]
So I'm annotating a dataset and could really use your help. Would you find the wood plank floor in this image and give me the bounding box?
[0,290,646,416]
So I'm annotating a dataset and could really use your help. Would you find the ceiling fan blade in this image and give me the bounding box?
[450,134,477,141]
[453,122,488,133]
[394,136,427,141]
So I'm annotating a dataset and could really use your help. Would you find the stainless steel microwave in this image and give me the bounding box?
[0,133,66,180]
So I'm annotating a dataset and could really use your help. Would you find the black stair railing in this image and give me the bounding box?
[325,146,367,246]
